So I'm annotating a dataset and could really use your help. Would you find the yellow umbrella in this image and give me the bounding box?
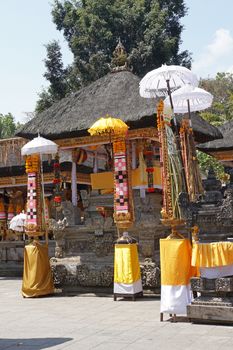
[88,115,128,136]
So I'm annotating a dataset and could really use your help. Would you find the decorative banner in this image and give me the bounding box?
[113,139,134,229]
[0,198,6,221]
[25,172,37,233]
[25,154,41,235]
[114,152,128,213]
[53,154,62,205]
[144,141,154,192]
[44,198,50,225]
[0,197,6,240]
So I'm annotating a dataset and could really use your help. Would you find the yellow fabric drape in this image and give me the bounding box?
[22,242,54,298]
[91,172,114,190]
[192,242,233,268]
[131,167,162,187]
[91,168,162,190]
[160,238,196,286]
[114,243,141,284]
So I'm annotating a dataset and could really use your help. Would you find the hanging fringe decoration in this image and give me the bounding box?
[157,101,173,220]
[157,100,185,222]
[180,119,203,201]
[138,141,147,183]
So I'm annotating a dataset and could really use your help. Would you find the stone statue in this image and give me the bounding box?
[49,217,68,258]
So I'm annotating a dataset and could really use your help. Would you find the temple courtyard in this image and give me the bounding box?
[0,278,233,350]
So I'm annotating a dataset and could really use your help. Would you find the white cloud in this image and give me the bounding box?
[192,28,233,78]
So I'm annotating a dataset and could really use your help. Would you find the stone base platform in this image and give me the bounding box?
[188,276,233,324]
[187,301,233,324]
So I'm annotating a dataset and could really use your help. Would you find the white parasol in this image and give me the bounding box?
[21,135,58,156]
[139,64,198,103]
[139,64,198,200]
[164,85,213,115]
[9,212,26,232]
[21,136,58,242]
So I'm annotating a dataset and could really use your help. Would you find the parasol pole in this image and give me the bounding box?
[187,99,193,128]
[166,79,179,132]
[166,79,174,110]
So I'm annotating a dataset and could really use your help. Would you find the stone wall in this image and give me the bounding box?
[51,190,168,293]
[0,190,168,293]
[0,240,55,277]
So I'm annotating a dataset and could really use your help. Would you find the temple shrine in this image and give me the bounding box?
[0,43,223,294]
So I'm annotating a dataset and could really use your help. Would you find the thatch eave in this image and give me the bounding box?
[197,120,233,152]
[16,71,157,140]
[173,113,223,144]
[17,71,222,144]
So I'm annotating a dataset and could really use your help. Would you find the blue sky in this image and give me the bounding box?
[1,0,233,122]
[181,0,233,78]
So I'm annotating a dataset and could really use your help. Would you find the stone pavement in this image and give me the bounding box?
[1,278,233,350]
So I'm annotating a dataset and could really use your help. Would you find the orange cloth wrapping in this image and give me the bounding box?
[22,242,54,298]
[192,242,233,268]
[160,238,196,286]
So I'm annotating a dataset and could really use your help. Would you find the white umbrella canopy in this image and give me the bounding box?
[9,212,26,232]
[164,85,213,114]
[21,135,58,156]
[139,64,198,98]
[21,135,58,242]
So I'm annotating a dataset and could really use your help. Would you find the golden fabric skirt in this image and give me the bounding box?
[22,242,54,298]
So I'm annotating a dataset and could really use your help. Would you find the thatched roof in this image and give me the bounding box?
[173,113,222,144]
[17,70,222,143]
[17,71,156,140]
[197,120,232,152]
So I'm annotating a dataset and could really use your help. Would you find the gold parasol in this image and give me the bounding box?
[88,115,128,136]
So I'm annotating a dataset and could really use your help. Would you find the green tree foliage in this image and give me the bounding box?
[35,40,76,113]
[0,113,20,139]
[197,72,233,181]
[51,0,191,85]
[197,151,225,182]
[43,40,69,99]
[200,72,233,126]
[36,88,55,114]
